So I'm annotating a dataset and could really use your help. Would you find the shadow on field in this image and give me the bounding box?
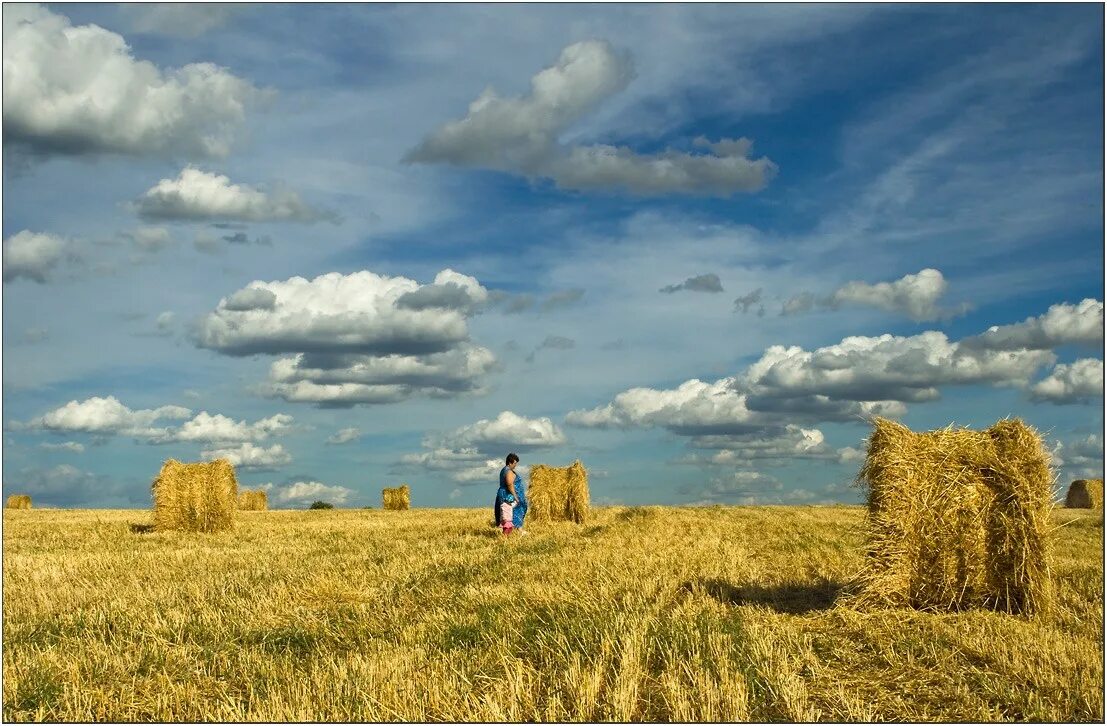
[685,576,842,614]
[129,523,155,534]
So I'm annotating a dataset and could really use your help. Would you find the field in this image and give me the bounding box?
[3,505,1103,722]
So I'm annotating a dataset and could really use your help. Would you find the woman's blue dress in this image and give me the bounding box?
[494,466,528,528]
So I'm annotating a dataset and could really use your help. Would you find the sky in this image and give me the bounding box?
[2,2,1103,510]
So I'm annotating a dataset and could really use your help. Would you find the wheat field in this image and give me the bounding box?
[2,505,1102,722]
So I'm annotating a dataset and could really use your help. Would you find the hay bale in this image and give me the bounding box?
[527,460,590,524]
[5,495,31,509]
[846,417,1054,615]
[151,459,238,533]
[237,489,268,511]
[382,484,410,510]
[1065,479,1104,509]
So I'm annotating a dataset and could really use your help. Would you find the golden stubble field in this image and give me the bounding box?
[2,505,1103,722]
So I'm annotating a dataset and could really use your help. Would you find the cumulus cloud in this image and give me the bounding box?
[401,411,562,483]
[742,332,1054,411]
[29,396,192,439]
[154,411,293,443]
[265,480,354,506]
[3,231,69,283]
[133,167,336,223]
[196,269,497,407]
[781,269,967,321]
[569,312,1066,445]
[1029,359,1104,404]
[406,40,775,196]
[677,424,845,466]
[155,312,176,336]
[680,470,784,505]
[660,273,724,294]
[3,4,267,158]
[1051,434,1104,480]
[127,226,173,252]
[962,299,1103,350]
[326,427,361,445]
[201,442,291,470]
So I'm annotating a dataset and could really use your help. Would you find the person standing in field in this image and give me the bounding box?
[494,452,528,536]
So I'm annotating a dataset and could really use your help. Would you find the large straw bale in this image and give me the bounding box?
[1065,479,1104,509]
[5,495,31,509]
[527,460,589,524]
[383,484,410,510]
[845,417,1054,615]
[237,489,268,511]
[152,459,238,533]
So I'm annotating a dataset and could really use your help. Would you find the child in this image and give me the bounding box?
[499,491,516,535]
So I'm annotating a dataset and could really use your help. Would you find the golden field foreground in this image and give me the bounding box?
[3,505,1103,722]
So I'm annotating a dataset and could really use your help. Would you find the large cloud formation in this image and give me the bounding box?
[2,231,70,283]
[962,299,1103,350]
[568,302,1089,468]
[406,40,775,196]
[3,4,266,158]
[400,411,564,483]
[1030,359,1104,404]
[133,167,335,223]
[196,269,497,406]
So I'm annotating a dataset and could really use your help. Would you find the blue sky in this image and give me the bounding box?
[3,3,1103,509]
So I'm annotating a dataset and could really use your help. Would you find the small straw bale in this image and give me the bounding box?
[845,417,1054,615]
[5,495,31,509]
[152,459,238,533]
[237,489,268,511]
[382,484,410,510]
[1065,479,1104,509]
[527,460,590,524]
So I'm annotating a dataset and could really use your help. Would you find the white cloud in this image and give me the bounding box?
[198,269,497,406]
[781,269,968,321]
[401,411,559,483]
[201,442,291,470]
[2,231,69,283]
[2,4,266,158]
[1052,434,1104,480]
[155,311,176,335]
[39,441,85,453]
[680,425,838,465]
[266,480,354,506]
[407,40,775,196]
[963,299,1103,351]
[157,411,293,443]
[31,396,192,438]
[435,410,567,450]
[133,167,335,223]
[326,427,362,445]
[829,268,964,321]
[1030,359,1104,404]
[682,470,783,505]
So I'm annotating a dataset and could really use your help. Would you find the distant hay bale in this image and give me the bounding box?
[527,460,590,524]
[382,484,410,510]
[845,417,1054,615]
[237,489,268,511]
[151,459,238,533]
[1065,479,1104,509]
[5,495,31,509]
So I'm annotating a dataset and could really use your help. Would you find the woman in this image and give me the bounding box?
[493,452,528,535]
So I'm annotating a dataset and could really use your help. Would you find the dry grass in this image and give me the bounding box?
[2,506,1101,722]
[237,490,268,511]
[527,460,589,524]
[1066,479,1104,510]
[6,495,31,510]
[151,459,238,533]
[847,417,1054,614]
[382,484,410,511]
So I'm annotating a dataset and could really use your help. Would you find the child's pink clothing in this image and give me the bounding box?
[499,501,515,534]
